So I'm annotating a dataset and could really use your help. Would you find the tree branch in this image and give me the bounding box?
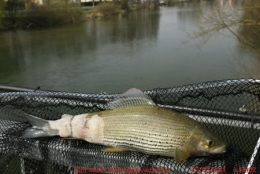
[217,9,258,51]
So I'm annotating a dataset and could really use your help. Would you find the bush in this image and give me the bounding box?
[97,3,118,16]
[21,4,83,27]
[135,2,154,10]
[121,0,129,11]
[1,1,83,29]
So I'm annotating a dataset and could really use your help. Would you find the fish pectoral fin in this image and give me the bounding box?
[175,148,190,162]
[103,147,127,152]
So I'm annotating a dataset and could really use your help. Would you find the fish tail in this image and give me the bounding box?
[22,115,59,138]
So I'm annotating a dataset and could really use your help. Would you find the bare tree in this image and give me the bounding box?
[191,0,260,79]
[192,0,260,53]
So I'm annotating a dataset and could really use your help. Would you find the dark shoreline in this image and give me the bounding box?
[0,2,160,31]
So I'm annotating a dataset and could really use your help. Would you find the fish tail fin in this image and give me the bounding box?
[22,115,59,138]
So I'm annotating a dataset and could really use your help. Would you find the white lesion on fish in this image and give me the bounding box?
[48,113,104,144]
[84,114,104,144]
[48,115,73,137]
[70,114,89,139]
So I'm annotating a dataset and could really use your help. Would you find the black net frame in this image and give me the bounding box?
[0,78,259,174]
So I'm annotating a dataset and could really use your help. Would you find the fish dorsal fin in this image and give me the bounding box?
[175,148,190,162]
[107,88,155,109]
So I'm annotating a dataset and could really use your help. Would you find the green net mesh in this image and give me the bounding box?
[0,79,259,174]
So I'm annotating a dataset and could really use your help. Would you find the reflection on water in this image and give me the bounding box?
[0,0,258,93]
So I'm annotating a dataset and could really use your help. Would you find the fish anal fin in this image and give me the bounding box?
[103,147,127,152]
[175,148,190,162]
[107,88,155,109]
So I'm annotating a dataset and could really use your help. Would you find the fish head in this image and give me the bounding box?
[186,126,226,156]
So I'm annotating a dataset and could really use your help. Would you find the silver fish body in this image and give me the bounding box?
[22,88,226,161]
[95,105,195,157]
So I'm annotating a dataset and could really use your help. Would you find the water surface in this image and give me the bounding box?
[0,0,258,93]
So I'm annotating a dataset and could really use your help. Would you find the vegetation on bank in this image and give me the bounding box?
[0,0,84,29]
[96,3,119,16]
[0,0,159,30]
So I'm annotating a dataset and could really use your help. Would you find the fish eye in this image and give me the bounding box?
[208,140,215,147]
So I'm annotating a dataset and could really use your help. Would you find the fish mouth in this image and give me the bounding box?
[211,144,226,154]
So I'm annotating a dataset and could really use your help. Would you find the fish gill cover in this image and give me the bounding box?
[0,79,259,174]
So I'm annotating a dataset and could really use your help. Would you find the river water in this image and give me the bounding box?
[0,0,258,93]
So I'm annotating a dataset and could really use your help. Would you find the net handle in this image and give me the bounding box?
[0,84,52,92]
[245,137,260,174]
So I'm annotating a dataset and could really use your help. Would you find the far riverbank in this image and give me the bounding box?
[0,1,165,30]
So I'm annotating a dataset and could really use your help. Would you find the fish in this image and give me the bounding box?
[21,88,226,162]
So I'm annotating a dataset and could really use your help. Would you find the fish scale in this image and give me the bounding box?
[87,105,193,157]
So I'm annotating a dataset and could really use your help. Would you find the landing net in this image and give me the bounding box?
[0,79,259,174]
